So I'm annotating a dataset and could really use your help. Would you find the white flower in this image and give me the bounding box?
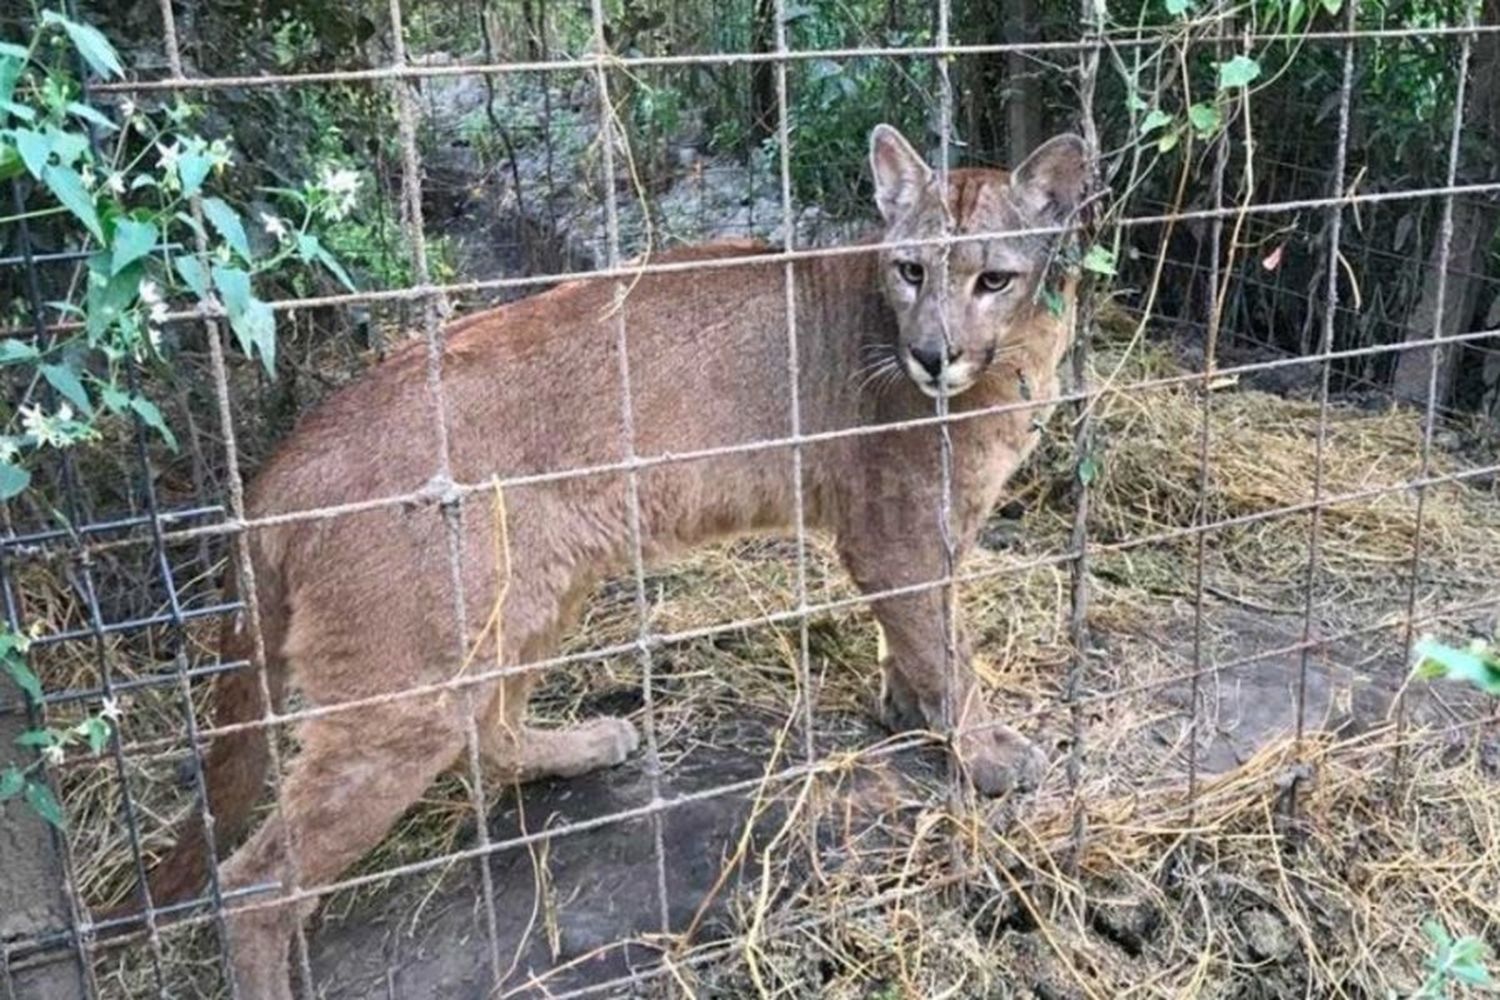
[260,212,289,240]
[156,141,181,173]
[321,166,360,196]
[42,743,65,767]
[146,325,162,351]
[317,165,362,221]
[21,403,77,449]
[149,301,169,323]
[20,404,48,443]
[0,437,16,463]
[120,97,136,119]
[105,172,126,195]
[80,165,96,190]
[99,697,122,722]
[208,138,233,173]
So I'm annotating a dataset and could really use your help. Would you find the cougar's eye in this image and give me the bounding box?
[976,271,1015,294]
[895,260,925,286]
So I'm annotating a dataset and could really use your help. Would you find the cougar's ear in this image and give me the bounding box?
[869,123,933,224]
[1011,133,1092,226]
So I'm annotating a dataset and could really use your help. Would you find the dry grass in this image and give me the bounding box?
[18,329,1500,997]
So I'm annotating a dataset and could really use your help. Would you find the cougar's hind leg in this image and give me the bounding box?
[217,698,465,1000]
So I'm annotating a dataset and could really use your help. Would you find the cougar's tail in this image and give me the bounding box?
[104,561,287,926]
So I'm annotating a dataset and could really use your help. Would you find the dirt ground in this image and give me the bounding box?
[298,587,1493,999]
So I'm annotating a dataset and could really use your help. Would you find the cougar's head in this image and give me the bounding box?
[868,124,1091,398]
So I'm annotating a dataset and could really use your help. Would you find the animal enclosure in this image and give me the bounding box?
[1,0,1499,997]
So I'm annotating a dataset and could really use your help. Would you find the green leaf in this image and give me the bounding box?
[1412,638,1500,694]
[296,233,356,291]
[24,779,64,828]
[174,255,209,299]
[0,461,29,500]
[1321,0,1343,13]
[1450,936,1489,966]
[41,164,103,242]
[1139,109,1172,136]
[229,299,276,375]
[1082,245,1117,276]
[211,264,252,316]
[1187,102,1222,138]
[15,729,58,748]
[99,383,129,412]
[0,143,22,181]
[1286,0,1308,33]
[202,197,251,262]
[2,657,42,703]
[1218,55,1262,90]
[66,101,117,132]
[110,218,159,275]
[0,54,24,110]
[43,10,124,80]
[1041,287,1065,318]
[0,100,36,123]
[1165,0,1191,14]
[211,266,276,373]
[11,127,50,179]
[1451,959,1495,987]
[85,251,142,341]
[45,127,88,167]
[177,151,211,197]
[80,716,110,755]
[0,766,22,800]
[1078,455,1100,485]
[39,363,93,417]
[0,338,39,363]
[129,396,178,450]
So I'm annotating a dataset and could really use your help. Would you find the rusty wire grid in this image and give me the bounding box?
[2,0,1499,996]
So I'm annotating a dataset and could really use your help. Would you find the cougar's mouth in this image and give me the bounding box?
[901,352,982,399]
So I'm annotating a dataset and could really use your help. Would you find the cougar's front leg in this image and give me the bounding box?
[861,587,1044,795]
[834,461,1044,797]
[476,591,639,784]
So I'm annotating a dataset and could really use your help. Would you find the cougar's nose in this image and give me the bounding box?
[909,345,959,379]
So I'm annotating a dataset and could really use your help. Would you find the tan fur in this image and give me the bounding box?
[132,126,1090,998]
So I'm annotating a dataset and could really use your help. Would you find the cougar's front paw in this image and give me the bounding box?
[877,667,927,733]
[958,725,1046,797]
[585,717,641,767]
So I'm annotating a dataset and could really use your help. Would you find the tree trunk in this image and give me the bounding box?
[749,0,777,144]
[1391,0,1500,407]
[1003,0,1042,166]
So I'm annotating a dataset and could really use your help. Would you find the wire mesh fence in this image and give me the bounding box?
[2,0,1499,996]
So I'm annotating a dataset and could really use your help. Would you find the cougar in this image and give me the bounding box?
[127,124,1089,997]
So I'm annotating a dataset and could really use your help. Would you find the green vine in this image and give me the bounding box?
[0,7,359,829]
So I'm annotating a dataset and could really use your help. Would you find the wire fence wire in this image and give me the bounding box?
[2,0,1498,996]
